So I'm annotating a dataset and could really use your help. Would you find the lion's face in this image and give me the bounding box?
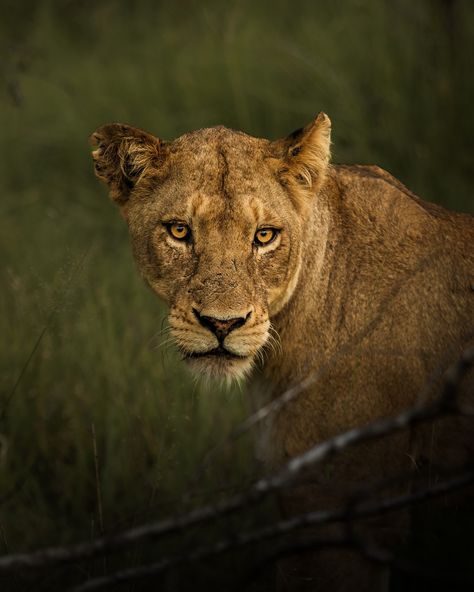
[91,116,331,380]
[125,128,305,381]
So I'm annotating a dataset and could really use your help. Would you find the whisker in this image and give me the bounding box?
[262,334,276,359]
[255,347,266,368]
[268,324,283,356]
[147,324,172,350]
[156,337,176,350]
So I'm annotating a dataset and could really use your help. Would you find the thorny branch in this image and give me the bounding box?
[0,346,472,581]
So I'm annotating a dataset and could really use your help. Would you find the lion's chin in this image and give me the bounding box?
[184,352,254,383]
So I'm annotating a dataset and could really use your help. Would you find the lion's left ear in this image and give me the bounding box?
[273,112,331,193]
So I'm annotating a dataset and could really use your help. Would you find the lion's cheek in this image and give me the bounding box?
[261,245,301,317]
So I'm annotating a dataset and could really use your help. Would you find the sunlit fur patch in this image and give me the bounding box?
[168,311,271,383]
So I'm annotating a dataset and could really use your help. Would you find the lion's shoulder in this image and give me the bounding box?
[329,164,474,240]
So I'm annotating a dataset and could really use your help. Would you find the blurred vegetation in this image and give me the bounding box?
[0,0,473,589]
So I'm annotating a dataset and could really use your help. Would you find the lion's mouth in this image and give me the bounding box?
[184,346,247,360]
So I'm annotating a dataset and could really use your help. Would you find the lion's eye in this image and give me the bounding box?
[254,228,278,246]
[167,223,190,241]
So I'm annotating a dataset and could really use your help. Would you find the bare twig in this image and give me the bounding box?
[0,456,37,506]
[71,467,474,592]
[256,346,473,490]
[0,348,474,573]
[91,423,104,537]
[0,522,8,554]
[91,422,107,577]
[0,346,471,576]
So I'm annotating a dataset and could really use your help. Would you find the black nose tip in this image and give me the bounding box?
[193,309,250,342]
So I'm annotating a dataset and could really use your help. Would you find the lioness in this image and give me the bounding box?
[90,114,474,591]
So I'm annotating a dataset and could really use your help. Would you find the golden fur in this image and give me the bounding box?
[91,115,474,590]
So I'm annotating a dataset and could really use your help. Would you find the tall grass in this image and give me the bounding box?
[0,0,473,588]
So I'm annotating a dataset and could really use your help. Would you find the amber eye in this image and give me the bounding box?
[167,223,190,241]
[254,228,278,246]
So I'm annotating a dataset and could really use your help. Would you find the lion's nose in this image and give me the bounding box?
[193,308,251,343]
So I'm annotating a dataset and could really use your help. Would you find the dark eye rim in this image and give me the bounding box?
[253,227,280,247]
[163,221,192,242]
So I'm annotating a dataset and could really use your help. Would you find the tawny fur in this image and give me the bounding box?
[90,115,474,591]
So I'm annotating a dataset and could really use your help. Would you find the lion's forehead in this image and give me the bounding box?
[191,193,260,231]
[156,158,283,233]
[168,128,274,198]
[171,125,267,155]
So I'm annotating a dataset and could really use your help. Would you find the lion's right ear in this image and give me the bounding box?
[89,124,165,204]
[271,112,331,197]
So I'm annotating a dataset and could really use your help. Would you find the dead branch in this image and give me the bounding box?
[0,346,471,579]
[71,467,474,592]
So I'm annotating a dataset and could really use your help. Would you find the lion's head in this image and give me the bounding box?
[90,114,331,380]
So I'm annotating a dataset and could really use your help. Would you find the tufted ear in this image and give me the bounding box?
[273,112,331,194]
[89,123,165,204]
